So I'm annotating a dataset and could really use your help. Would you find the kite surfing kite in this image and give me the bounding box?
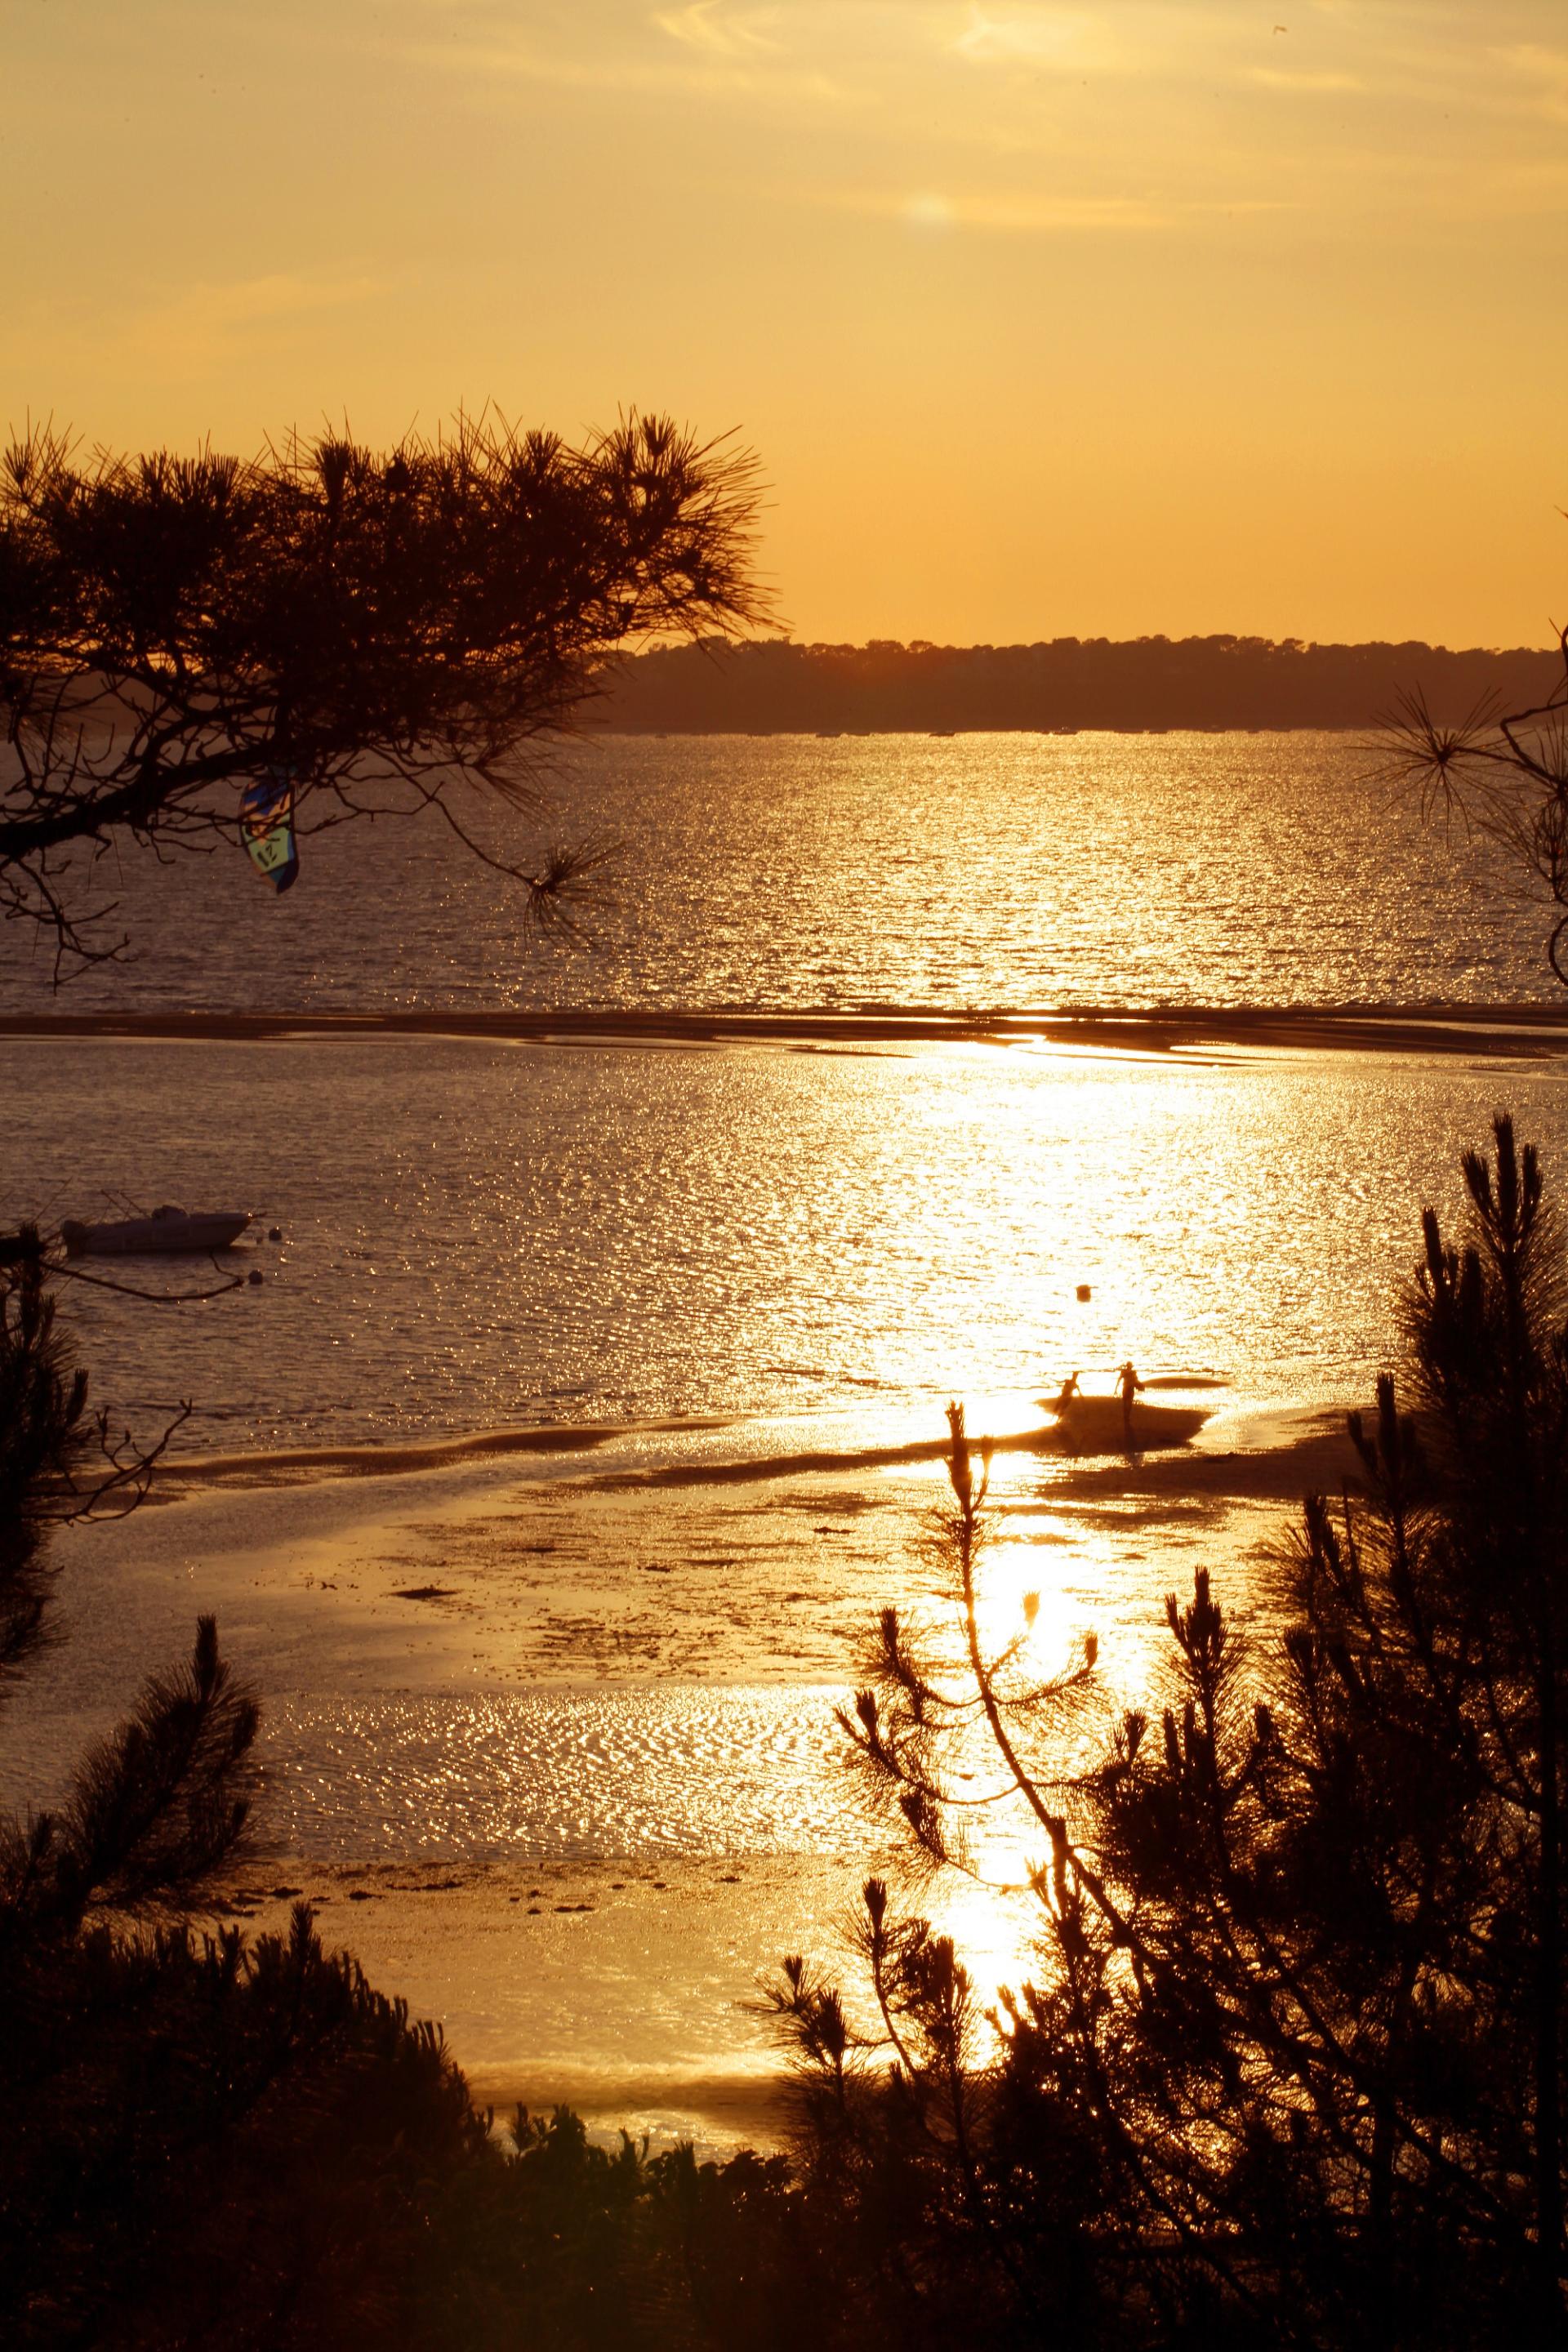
[239,767,300,893]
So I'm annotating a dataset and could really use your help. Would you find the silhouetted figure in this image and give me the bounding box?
[1053,1371,1082,1417]
[1117,1359,1144,1441]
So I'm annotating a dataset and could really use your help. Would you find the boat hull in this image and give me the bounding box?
[60,1212,252,1257]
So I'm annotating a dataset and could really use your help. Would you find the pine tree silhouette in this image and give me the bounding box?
[771,1117,1568,2347]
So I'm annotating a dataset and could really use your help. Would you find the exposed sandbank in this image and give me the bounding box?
[5,1004,1568,1061]
[571,1398,1210,1493]
[160,1414,735,1490]
[154,1396,1313,1502]
[1058,1410,1360,1508]
[91,1396,1365,1704]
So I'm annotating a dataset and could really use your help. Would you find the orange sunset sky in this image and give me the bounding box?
[5,1,1566,648]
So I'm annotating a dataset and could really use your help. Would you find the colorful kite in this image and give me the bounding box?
[239,767,300,893]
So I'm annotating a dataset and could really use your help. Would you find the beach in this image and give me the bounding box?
[8,1357,1358,2152]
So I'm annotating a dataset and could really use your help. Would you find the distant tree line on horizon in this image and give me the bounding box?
[596,634,1562,737]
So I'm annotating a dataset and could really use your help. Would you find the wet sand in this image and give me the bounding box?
[158,1395,1211,1496]
[1057,1407,1358,1507]
[10,1392,1364,2154]
[225,1856,880,2154]
[217,1396,1357,2151]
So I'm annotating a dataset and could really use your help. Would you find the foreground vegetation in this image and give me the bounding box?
[0,1236,837,2347]
[3,1117,1566,2345]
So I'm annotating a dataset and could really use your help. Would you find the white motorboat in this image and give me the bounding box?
[60,1205,252,1257]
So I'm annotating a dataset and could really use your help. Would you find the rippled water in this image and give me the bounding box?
[0,732,1547,1015]
[272,1690,858,1862]
[7,1034,1568,1455]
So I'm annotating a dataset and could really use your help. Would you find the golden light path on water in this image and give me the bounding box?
[2,733,1547,1019]
[7,1024,1568,2145]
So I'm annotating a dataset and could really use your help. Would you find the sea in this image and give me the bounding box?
[5,730,1567,2139]
[3,728,1560,1453]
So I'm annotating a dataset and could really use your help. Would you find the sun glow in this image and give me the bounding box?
[5,2,1563,646]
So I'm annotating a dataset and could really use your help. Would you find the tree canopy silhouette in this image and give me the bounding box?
[0,410,761,973]
[601,631,1561,737]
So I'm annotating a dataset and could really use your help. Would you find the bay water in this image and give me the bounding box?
[5,732,1566,2140]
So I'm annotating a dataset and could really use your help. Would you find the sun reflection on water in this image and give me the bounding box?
[16,1015,1568,2101]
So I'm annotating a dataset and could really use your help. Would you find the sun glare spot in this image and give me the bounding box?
[973,1529,1081,1664]
[905,192,956,230]
[955,6,1085,66]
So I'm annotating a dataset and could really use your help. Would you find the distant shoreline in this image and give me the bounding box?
[590,638,1562,735]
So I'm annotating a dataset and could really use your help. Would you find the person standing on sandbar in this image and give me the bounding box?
[1117,1359,1144,1442]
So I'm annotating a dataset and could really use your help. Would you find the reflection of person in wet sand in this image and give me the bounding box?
[1053,1370,1082,1418]
[1117,1359,1145,1441]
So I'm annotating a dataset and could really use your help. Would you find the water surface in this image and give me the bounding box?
[2,732,1544,1016]
[6,731,1564,2139]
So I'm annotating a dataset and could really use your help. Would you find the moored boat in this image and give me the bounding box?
[60,1205,252,1256]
